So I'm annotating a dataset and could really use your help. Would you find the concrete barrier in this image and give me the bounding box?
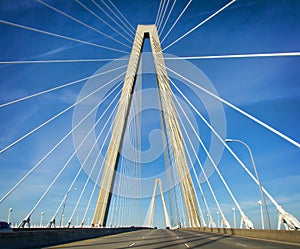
[0,227,150,249]
[182,227,300,244]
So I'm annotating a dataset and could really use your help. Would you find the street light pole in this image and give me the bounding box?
[226,139,271,230]
[8,208,13,224]
[258,200,264,229]
[60,188,77,227]
[232,207,236,228]
[61,214,64,227]
[207,214,210,227]
[40,211,45,228]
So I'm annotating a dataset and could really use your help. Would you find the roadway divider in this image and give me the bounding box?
[0,227,151,249]
[182,227,300,244]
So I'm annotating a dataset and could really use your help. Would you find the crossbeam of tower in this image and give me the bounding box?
[92,24,201,227]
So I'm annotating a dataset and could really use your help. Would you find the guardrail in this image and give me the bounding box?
[183,227,300,244]
[0,227,150,249]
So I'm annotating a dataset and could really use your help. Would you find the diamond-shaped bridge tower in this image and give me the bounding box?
[92,25,201,228]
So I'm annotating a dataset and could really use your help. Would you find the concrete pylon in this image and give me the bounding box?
[144,179,171,228]
[92,25,201,228]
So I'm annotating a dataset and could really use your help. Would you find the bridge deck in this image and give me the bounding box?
[46,229,300,249]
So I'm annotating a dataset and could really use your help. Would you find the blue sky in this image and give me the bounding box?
[0,0,299,229]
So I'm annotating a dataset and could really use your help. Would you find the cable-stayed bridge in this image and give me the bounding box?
[0,0,300,248]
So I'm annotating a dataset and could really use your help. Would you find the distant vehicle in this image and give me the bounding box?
[154,227,157,229]
[166,226,170,230]
[0,221,13,232]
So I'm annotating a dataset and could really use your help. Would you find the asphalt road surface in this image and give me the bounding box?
[46,229,300,249]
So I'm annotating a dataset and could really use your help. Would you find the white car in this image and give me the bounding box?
[0,221,13,232]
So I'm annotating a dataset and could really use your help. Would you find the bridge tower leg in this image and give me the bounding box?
[92,25,201,228]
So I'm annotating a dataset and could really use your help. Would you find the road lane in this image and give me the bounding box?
[173,230,300,249]
[45,229,300,249]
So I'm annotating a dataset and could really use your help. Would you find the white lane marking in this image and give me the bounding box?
[129,242,136,247]
[147,229,155,235]
[208,237,217,240]
[235,242,248,247]
[184,243,190,248]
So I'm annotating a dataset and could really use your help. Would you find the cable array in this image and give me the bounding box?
[91,0,135,39]
[36,0,131,49]
[163,0,236,51]
[0,19,128,54]
[158,0,177,38]
[75,0,133,44]
[161,0,192,44]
